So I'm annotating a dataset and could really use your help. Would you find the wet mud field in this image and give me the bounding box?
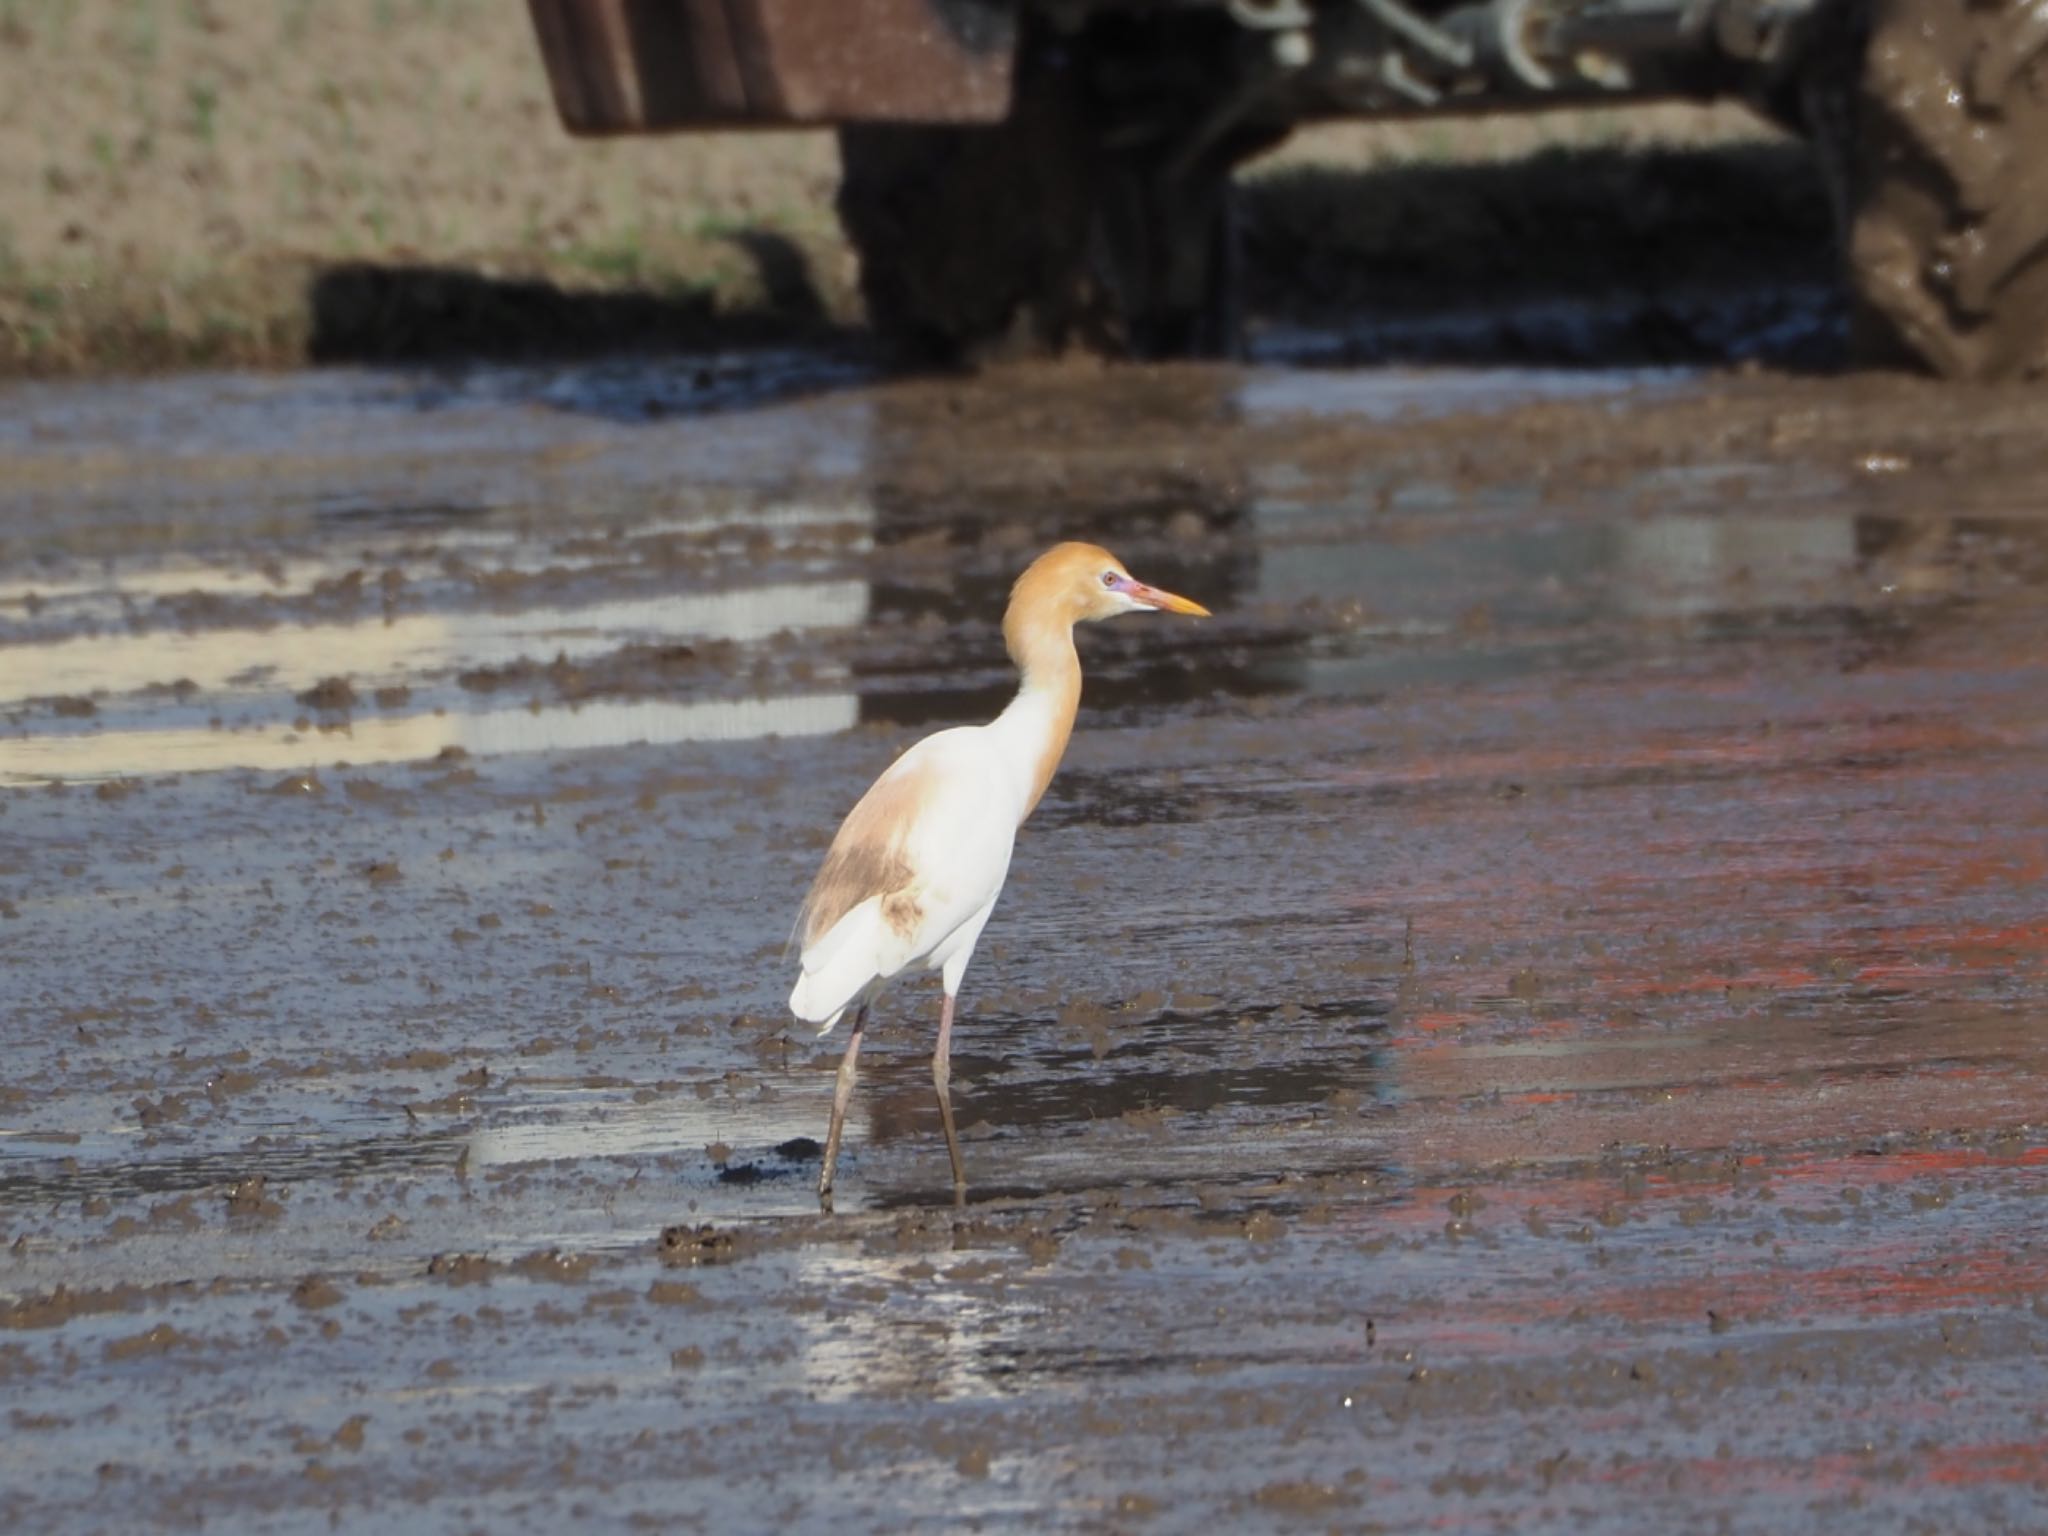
[3,352,2047,1533]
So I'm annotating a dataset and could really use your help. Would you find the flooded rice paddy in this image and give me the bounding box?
[2,354,2046,1532]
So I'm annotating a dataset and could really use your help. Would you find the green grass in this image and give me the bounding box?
[559,240,649,285]
[186,81,219,146]
[120,0,158,63]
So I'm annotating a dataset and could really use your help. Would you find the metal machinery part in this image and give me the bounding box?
[525,0,1829,137]
[814,0,1839,363]
[525,0,1021,131]
[524,1,2048,378]
[1126,0,1829,125]
[1055,1,1826,252]
[1038,0,1830,252]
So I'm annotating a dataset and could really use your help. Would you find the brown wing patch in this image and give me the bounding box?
[796,757,932,949]
[880,889,924,939]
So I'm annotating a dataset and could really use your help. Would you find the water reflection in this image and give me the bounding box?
[1237,364,1659,421]
[0,353,870,461]
[847,383,1272,726]
[1,583,868,705]
[778,1238,1047,1408]
[0,694,859,781]
[6,361,2042,792]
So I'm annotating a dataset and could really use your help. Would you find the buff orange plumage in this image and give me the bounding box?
[789,542,1210,1206]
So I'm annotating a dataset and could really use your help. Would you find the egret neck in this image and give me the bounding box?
[993,598,1083,822]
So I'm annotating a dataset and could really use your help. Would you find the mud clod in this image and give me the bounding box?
[297,677,358,712]
[455,643,706,702]
[290,1276,344,1311]
[657,1224,739,1268]
[425,1254,495,1285]
[224,1176,284,1220]
[510,1249,596,1284]
[1251,1480,1350,1514]
[0,1286,145,1332]
[103,1325,194,1362]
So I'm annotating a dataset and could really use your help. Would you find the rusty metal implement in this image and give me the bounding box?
[526,0,1017,131]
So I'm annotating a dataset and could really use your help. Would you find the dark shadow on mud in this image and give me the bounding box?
[307,237,877,422]
[1241,138,1843,369]
[306,139,1842,388]
[307,229,863,371]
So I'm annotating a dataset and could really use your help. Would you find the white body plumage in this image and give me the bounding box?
[787,542,1210,1203]
[786,704,1050,1031]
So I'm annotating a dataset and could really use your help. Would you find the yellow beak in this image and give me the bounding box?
[1127,580,1211,617]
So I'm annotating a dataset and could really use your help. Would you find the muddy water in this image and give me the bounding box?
[3,356,2047,1532]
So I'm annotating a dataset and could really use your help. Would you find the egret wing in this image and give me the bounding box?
[790,727,1015,1027]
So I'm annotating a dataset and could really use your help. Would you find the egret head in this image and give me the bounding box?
[1010,542,1212,634]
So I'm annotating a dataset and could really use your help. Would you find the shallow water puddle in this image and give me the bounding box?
[0,693,860,781]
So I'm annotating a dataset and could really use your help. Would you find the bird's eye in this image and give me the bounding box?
[1101,570,1119,588]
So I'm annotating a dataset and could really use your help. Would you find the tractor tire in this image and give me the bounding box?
[835,55,1245,364]
[1833,0,2048,379]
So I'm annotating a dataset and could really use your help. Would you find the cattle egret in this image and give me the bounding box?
[789,542,1210,1206]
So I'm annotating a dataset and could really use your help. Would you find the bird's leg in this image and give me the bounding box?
[933,989,967,1204]
[818,1004,868,1210]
